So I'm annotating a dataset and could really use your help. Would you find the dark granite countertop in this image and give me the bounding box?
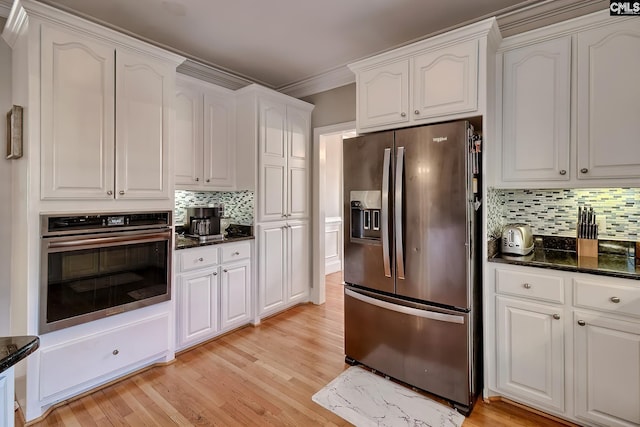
[0,335,39,374]
[175,224,254,250]
[175,234,254,250]
[489,236,640,281]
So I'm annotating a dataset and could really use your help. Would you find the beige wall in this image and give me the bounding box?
[0,17,12,335]
[301,83,356,129]
[324,133,342,218]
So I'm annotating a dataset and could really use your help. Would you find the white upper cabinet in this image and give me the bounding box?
[576,19,640,180]
[175,81,203,186]
[174,76,236,190]
[40,25,115,199]
[40,24,175,200]
[115,50,172,199]
[495,13,640,188]
[412,39,478,120]
[501,37,571,182]
[356,59,409,130]
[349,18,499,134]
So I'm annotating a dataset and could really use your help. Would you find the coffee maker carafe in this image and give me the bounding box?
[185,206,223,241]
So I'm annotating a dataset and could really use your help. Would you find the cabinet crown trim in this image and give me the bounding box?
[236,84,315,112]
[499,9,635,51]
[348,17,500,72]
[6,0,185,66]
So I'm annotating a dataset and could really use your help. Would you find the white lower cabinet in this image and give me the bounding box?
[39,315,169,402]
[258,220,309,318]
[175,241,253,351]
[574,312,640,427]
[490,264,640,426]
[0,367,14,427]
[496,296,564,412]
[178,268,220,348]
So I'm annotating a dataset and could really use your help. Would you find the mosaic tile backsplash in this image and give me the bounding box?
[487,188,640,241]
[175,190,254,226]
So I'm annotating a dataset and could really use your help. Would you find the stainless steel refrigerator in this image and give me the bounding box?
[343,120,482,415]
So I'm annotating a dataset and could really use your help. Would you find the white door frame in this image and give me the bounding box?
[311,121,355,305]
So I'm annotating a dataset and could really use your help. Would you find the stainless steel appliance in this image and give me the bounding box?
[501,223,534,255]
[185,206,223,242]
[343,121,482,415]
[40,211,172,333]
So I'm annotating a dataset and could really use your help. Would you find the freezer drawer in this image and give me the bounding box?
[344,287,472,408]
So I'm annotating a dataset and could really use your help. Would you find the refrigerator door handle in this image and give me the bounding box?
[345,289,465,324]
[395,146,405,279]
[382,148,391,277]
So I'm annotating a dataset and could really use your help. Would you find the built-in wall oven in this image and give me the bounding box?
[40,211,172,333]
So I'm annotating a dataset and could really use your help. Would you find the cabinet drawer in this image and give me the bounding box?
[180,247,219,272]
[496,268,564,303]
[574,279,640,318]
[39,315,169,400]
[221,242,251,263]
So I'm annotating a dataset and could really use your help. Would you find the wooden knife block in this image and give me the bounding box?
[577,238,598,269]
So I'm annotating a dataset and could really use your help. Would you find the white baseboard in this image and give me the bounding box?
[325,259,342,275]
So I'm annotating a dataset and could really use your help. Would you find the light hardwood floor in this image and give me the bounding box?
[19,272,571,426]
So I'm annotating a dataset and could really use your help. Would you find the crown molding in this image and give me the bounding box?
[278,1,606,98]
[277,65,355,98]
[177,59,254,91]
[0,0,11,19]
[497,0,609,37]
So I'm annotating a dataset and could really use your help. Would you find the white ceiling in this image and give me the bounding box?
[1,0,608,95]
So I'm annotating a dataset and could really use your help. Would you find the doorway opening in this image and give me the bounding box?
[311,122,356,305]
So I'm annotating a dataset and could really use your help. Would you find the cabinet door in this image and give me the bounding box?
[259,99,287,222]
[574,312,640,427]
[502,37,571,182]
[178,269,219,348]
[286,107,310,219]
[496,296,564,412]
[115,50,171,199]
[357,60,409,130]
[175,82,203,186]
[0,368,14,427]
[577,20,640,180]
[258,223,287,315]
[203,90,236,189]
[288,220,309,303]
[412,39,477,120]
[40,25,115,200]
[220,260,251,330]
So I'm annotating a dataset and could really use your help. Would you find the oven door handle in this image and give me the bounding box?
[46,231,170,250]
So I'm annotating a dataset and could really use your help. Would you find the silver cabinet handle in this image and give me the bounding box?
[112,349,119,355]
[195,177,200,182]
[107,190,113,196]
[553,314,560,320]
[223,269,228,273]
[523,283,531,289]
[206,179,210,183]
[580,168,588,174]
[578,320,586,326]
[198,257,204,262]
[610,296,621,303]
[395,146,405,280]
[233,251,240,255]
[400,112,406,117]
[212,272,217,276]
[414,110,420,115]
[119,190,125,195]
[559,170,567,175]
[381,148,391,278]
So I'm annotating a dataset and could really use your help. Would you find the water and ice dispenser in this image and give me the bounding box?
[350,190,381,240]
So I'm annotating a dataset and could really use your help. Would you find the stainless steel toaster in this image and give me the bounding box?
[501,224,534,256]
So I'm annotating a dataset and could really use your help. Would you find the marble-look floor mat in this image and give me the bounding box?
[312,366,465,427]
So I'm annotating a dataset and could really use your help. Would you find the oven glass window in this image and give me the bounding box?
[46,240,168,323]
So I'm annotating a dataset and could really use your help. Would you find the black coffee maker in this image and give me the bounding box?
[185,206,223,239]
